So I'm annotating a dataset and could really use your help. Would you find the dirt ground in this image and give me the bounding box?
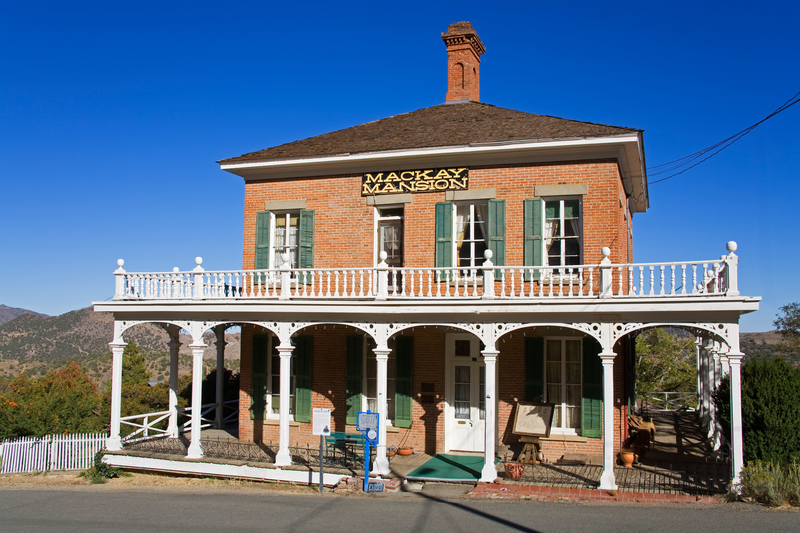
[0,470,324,495]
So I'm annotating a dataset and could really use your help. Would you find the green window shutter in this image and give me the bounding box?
[487,199,505,266]
[582,337,603,438]
[345,336,363,425]
[523,199,543,281]
[251,335,269,420]
[394,336,414,428]
[435,202,453,268]
[524,337,544,401]
[293,335,313,423]
[298,209,315,269]
[255,211,272,270]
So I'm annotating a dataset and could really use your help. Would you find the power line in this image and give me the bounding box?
[649,90,800,185]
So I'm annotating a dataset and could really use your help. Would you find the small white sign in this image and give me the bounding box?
[313,408,331,436]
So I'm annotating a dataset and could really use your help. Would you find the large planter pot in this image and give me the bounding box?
[504,462,524,481]
[397,446,414,456]
[619,449,635,468]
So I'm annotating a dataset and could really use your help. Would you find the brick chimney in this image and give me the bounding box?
[441,21,485,103]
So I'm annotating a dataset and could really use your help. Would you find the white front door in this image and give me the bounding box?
[445,335,485,452]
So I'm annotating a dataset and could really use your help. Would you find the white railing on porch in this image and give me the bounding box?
[639,391,699,411]
[120,400,239,443]
[0,433,108,473]
[112,242,740,302]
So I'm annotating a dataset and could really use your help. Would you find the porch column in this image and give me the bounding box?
[373,347,391,476]
[480,349,499,483]
[106,342,126,451]
[695,339,704,421]
[711,347,723,450]
[214,325,227,429]
[275,345,294,466]
[728,352,745,486]
[187,342,206,459]
[167,332,181,438]
[699,339,711,432]
[599,351,618,490]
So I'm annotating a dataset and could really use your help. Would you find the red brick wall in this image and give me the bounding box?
[238,325,630,462]
[243,159,631,271]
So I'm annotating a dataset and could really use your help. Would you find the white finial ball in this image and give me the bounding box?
[601,247,611,258]
[726,241,737,253]
[281,252,291,263]
[379,251,388,261]
[484,249,493,260]
[173,267,179,272]
[195,257,203,266]
[117,259,124,267]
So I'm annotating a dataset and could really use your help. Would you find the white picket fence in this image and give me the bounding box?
[0,433,108,474]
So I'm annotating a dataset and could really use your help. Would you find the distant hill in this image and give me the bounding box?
[741,331,798,364]
[0,304,48,326]
[0,306,240,362]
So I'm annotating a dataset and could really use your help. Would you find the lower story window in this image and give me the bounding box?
[545,338,582,432]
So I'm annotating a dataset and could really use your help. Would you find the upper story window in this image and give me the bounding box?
[255,209,315,271]
[435,199,505,268]
[544,199,582,267]
[455,203,487,268]
[274,212,300,269]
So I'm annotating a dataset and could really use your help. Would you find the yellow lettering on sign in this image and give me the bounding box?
[362,183,381,195]
[385,172,400,182]
[416,170,433,180]
[400,171,415,181]
[435,169,452,179]
[450,168,467,178]
[449,177,468,190]
[399,182,414,193]
[382,182,398,193]
[415,180,429,191]
[434,179,449,190]
[365,173,384,183]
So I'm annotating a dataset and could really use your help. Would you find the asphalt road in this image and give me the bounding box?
[0,487,796,533]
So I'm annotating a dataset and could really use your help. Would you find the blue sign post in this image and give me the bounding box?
[356,410,383,493]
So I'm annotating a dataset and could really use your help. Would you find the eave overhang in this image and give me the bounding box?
[220,133,650,213]
[94,295,759,325]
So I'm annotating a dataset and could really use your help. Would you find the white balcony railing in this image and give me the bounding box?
[112,242,741,303]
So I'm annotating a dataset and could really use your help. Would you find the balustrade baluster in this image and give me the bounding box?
[617,266,623,296]
[649,266,655,296]
[588,268,594,297]
[659,265,665,295]
[670,265,676,295]
[681,265,687,295]
[692,264,698,294]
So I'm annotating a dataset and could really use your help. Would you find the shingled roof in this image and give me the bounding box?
[218,101,641,164]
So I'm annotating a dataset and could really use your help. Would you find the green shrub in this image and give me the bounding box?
[79,451,129,484]
[737,460,800,507]
[713,357,800,465]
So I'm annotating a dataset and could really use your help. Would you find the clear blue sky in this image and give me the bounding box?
[1,1,797,332]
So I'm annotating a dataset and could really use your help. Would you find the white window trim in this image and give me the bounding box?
[544,336,583,436]
[452,201,488,269]
[269,211,300,271]
[542,196,583,271]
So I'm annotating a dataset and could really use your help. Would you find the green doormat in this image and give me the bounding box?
[406,454,492,482]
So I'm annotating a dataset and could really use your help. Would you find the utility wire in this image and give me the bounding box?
[649,90,800,185]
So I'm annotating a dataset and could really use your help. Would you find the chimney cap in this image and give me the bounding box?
[441,21,485,56]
